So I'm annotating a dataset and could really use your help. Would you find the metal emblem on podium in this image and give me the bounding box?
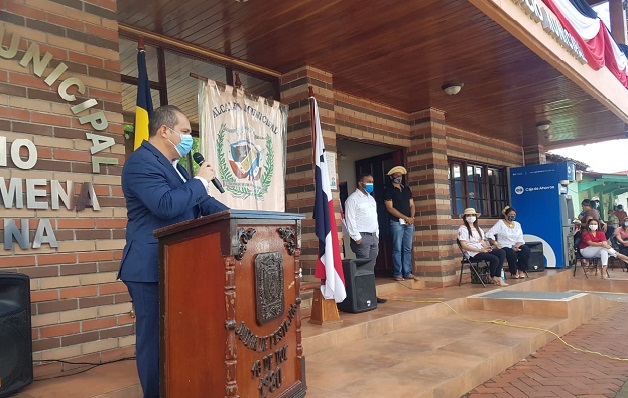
[254,252,285,325]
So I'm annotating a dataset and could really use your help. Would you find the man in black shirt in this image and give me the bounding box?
[383,166,416,281]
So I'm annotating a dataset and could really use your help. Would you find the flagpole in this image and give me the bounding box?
[308,86,320,286]
[309,86,316,178]
[133,36,153,150]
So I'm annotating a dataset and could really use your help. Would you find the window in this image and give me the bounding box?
[118,36,280,171]
[448,159,508,218]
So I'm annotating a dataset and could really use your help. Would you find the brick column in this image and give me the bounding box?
[523,144,547,165]
[407,109,456,287]
[280,66,338,276]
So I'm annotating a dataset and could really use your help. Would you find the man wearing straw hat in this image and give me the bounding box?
[383,165,416,281]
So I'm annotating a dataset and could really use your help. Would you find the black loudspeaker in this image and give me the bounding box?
[527,242,545,272]
[0,272,33,398]
[337,259,377,313]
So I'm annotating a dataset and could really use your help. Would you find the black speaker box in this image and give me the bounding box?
[527,242,545,272]
[0,272,33,398]
[337,259,377,313]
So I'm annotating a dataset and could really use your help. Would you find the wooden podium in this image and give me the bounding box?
[155,210,306,398]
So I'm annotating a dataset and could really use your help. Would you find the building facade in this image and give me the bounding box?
[1,0,627,373]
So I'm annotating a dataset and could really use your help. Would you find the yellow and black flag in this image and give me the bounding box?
[133,37,153,150]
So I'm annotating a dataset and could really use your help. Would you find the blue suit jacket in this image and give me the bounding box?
[118,141,228,282]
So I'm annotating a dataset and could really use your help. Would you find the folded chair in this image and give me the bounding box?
[609,235,627,272]
[457,239,490,287]
[572,231,606,278]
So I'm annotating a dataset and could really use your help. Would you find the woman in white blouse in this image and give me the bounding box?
[486,206,530,279]
[457,208,508,286]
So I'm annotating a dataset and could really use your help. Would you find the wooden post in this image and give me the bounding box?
[308,287,342,325]
[609,0,627,44]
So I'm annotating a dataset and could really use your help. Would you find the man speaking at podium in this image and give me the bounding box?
[118,105,228,398]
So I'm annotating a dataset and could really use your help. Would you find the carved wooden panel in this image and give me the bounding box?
[159,212,305,398]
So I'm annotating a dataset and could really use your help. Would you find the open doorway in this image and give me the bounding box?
[337,138,405,277]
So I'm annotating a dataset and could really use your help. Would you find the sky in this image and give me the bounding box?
[547,3,628,175]
[548,139,628,173]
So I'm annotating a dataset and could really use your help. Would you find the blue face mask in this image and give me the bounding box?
[393,177,402,184]
[507,215,515,221]
[364,183,374,194]
[168,127,194,157]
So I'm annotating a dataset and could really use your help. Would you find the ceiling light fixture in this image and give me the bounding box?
[536,121,551,131]
[442,83,464,96]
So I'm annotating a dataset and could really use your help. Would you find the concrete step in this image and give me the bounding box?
[299,276,425,310]
[301,270,619,397]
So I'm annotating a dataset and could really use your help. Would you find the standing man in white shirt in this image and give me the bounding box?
[344,173,387,304]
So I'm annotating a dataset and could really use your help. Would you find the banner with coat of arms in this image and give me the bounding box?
[198,80,287,211]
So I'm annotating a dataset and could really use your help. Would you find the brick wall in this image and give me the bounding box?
[0,1,130,376]
[281,67,524,285]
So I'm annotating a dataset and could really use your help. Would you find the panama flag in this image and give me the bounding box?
[310,96,346,303]
[133,38,153,150]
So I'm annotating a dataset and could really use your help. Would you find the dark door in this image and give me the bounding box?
[354,150,404,277]
[339,181,349,259]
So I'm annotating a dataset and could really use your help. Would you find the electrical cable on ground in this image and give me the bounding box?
[32,357,136,381]
[390,297,628,362]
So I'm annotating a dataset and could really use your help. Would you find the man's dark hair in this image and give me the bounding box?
[148,105,183,137]
[581,199,591,207]
[358,173,372,183]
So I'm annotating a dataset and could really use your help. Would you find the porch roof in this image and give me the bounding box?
[117,0,628,150]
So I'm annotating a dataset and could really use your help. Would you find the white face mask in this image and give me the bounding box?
[466,216,476,224]
[589,224,598,231]
[624,222,628,227]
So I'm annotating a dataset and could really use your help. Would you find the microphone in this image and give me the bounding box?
[192,152,225,193]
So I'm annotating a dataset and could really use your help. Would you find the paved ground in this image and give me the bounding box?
[464,302,628,398]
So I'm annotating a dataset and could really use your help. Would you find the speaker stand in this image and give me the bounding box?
[308,288,342,325]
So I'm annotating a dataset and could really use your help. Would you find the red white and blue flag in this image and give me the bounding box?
[310,97,346,303]
[541,0,628,88]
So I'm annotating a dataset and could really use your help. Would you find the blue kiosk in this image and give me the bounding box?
[509,162,576,268]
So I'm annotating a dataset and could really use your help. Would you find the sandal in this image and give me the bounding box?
[394,276,404,281]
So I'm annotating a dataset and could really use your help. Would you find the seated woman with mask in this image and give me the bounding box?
[580,218,628,279]
[457,208,508,286]
[486,206,530,279]
[613,216,628,257]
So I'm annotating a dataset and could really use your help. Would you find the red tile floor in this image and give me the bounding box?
[464,303,628,398]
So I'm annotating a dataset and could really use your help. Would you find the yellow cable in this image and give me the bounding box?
[390,297,628,361]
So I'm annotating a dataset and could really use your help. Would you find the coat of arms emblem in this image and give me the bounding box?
[229,140,262,180]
